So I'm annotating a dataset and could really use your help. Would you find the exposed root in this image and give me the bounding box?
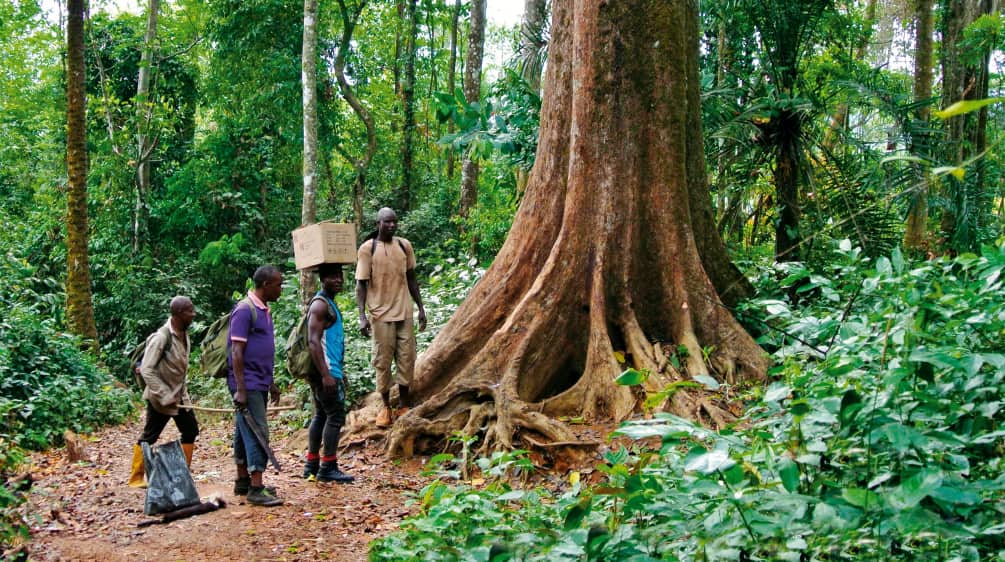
[698,399,735,430]
[522,435,601,448]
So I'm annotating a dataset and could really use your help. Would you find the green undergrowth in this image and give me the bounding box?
[370,241,1005,561]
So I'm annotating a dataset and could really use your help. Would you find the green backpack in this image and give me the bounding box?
[199,298,256,378]
[128,324,173,388]
[285,294,336,380]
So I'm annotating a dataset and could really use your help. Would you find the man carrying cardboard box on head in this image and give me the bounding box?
[355,207,426,428]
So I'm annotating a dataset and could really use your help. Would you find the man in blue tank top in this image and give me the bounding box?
[303,263,354,483]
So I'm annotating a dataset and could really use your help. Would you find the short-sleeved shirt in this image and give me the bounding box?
[355,236,416,323]
[316,292,344,380]
[227,292,275,392]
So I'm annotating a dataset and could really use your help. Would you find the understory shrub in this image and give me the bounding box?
[0,307,133,450]
[371,241,1005,561]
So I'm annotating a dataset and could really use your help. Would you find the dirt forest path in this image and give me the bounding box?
[25,410,430,561]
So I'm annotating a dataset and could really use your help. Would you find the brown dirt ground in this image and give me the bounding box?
[22,408,617,562]
[22,410,432,562]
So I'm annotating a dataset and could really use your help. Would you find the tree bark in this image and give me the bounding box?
[133,0,160,253]
[66,0,99,347]
[400,0,418,212]
[939,0,995,252]
[903,0,933,253]
[384,0,767,458]
[520,0,548,93]
[457,0,485,217]
[300,0,320,305]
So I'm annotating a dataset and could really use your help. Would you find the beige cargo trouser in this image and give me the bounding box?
[371,314,415,394]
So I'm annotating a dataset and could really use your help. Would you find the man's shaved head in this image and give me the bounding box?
[170,296,193,315]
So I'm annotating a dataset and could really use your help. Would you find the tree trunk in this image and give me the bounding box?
[774,140,801,262]
[386,0,767,458]
[520,0,548,93]
[333,0,376,231]
[939,0,995,252]
[445,0,460,179]
[400,0,417,212]
[133,0,160,253]
[457,0,485,217]
[66,0,99,347]
[903,0,933,253]
[300,0,320,306]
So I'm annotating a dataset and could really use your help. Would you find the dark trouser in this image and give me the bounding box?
[138,401,200,445]
[234,390,270,473]
[308,379,346,458]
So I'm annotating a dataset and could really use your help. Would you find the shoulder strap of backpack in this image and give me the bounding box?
[153,324,173,367]
[369,237,409,279]
[310,294,338,322]
[239,297,257,325]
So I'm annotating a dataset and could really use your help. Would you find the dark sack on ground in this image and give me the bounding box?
[142,440,200,515]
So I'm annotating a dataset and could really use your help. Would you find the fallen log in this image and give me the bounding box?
[137,496,226,527]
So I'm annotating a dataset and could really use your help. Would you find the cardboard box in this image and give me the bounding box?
[292,222,357,269]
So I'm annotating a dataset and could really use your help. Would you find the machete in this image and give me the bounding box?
[238,408,282,471]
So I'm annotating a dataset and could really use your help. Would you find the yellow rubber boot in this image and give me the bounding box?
[127,444,147,488]
[182,443,194,468]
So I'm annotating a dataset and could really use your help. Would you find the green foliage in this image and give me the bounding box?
[372,241,1005,560]
[0,254,134,451]
[0,437,28,558]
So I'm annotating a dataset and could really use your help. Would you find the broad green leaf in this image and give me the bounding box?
[933,166,966,181]
[563,496,591,530]
[888,468,943,510]
[933,97,1005,119]
[842,487,881,508]
[812,502,839,527]
[615,368,646,386]
[778,457,800,493]
[763,383,791,403]
[685,449,735,474]
[929,486,980,506]
[692,374,720,390]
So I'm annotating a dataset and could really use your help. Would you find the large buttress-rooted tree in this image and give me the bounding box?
[388,0,767,457]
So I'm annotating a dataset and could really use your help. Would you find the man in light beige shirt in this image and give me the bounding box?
[127,296,199,487]
[356,208,426,427]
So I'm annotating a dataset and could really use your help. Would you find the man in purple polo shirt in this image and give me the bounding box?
[229,265,284,506]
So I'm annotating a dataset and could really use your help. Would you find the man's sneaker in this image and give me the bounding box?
[246,486,283,507]
[376,406,392,428]
[234,477,276,496]
[303,458,320,480]
[317,462,354,484]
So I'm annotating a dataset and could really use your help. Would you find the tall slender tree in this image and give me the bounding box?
[939,0,996,252]
[300,0,320,305]
[66,0,99,346]
[445,0,461,178]
[457,0,485,217]
[400,0,418,211]
[132,0,160,253]
[904,0,934,252]
[386,0,766,457]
